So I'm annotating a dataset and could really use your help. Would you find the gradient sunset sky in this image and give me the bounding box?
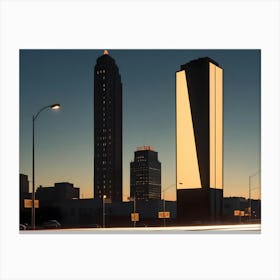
[20,49,261,201]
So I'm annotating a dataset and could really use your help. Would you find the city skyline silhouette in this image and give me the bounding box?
[20,49,261,201]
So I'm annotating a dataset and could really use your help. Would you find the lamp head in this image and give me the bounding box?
[51,103,60,110]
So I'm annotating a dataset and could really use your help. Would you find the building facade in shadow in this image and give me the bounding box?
[94,50,123,202]
[130,146,161,201]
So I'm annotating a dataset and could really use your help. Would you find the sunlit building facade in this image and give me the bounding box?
[130,146,161,201]
[94,50,122,201]
[176,57,223,222]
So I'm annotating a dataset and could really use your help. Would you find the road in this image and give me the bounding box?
[22,223,261,233]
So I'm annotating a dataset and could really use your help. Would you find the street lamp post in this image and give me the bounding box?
[248,170,260,221]
[103,195,106,228]
[163,192,166,227]
[161,182,182,226]
[133,195,136,228]
[32,103,60,230]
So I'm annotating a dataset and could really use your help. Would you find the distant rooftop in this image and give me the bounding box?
[136,146,155,151]
[96,49,116,65]
[180,57,220,70]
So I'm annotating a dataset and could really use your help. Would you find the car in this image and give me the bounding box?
[19,224,27,230]
[42,220,61,229]
[90,224,101,228]
[136,223,148,227]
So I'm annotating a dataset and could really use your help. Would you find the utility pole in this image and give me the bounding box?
[134,195,136,228]
[249,170,260,221]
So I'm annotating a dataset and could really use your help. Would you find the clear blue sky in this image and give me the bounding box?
[20,49,261,200]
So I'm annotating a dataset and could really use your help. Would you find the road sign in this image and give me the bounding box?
[158,211,170,218]
[24,199,39,208]
[234,210,245,217]
[234,210,240,216]
[131,213,139,222]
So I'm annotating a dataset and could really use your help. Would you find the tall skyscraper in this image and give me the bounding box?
[94,50,122,202]
[176,57,223,222]
[130,146,161,201]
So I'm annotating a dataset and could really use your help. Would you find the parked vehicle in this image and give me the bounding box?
[90,224,101,228]
[42,220,61,229]
[19,224,27,230]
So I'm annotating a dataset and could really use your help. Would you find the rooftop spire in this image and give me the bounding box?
[103,50,109,55]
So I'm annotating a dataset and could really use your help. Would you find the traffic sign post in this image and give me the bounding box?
[131,213,139,227]
[24,199,39,208]
[158,211,170,227]
[158,211,170,218]
[131,213,139,221]
[234,209,245,223]
[234,210,245,217]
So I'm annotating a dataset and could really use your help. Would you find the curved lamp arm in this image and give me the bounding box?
[33,103,60,121]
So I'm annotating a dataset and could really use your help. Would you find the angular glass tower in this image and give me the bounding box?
[176,57,223,223]
[176,57,223,190]
[94,50,122,201]
[130,146,161,201]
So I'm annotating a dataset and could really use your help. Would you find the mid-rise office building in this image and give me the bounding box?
[130,146,161,201]
[176,57,223,223]
[94,50,123,202]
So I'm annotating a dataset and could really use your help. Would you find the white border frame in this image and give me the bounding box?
[1,1,279,279]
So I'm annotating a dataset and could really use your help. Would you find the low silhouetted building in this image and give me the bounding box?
[20,174,31,207]
[177,188,223,224]
[20,173,29,193]
[19,174,32,224]
[34,182,79,225]
[36,182,80,205]
[56,199,176,228]
[223,197,261,221]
